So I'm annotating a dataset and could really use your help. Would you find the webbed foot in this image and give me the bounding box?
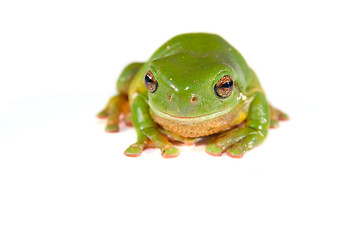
[205,127,266,158]
[124,128,180,158]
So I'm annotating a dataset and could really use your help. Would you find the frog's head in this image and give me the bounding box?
[144,52,246,122]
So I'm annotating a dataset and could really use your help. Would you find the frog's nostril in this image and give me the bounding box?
[190,95,197,104]
[168,94,173,101]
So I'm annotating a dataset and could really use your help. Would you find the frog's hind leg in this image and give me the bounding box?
[97,62,144,132]
[97,94,128,132]
[269,104,289,128]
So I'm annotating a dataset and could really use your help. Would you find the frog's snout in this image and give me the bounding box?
[167,93,198,104]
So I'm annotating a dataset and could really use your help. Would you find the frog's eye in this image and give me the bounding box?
[214,75,233,98]
[144,70,158,93]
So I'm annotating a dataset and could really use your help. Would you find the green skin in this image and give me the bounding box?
[97,33,288,158]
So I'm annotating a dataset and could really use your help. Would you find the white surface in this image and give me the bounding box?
[1,1,359,240]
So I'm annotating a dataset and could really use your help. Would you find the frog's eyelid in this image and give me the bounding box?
[148,67,160,80]
[213,68,233,80]
[212,72,233,87]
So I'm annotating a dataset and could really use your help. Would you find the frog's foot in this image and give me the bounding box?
[97,95,129,132]
[124,143,147,157]
[270,105,289,128]
[226,134,263,158]
[124,129,180,158]
[125,143,180,158]
[205,127,266,158]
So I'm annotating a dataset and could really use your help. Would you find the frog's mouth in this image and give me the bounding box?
[149,102,244,138]
[149,101,237,123]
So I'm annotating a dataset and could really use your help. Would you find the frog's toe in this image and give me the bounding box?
[278,112,289,121]
[96,109,109,119]
[205,144,223,156]
[226,134,263,158]
[226,146,244,158]
[161,147,180,158]
[124,144,143,157]
[105,124,119,133]
[270,105,289,122]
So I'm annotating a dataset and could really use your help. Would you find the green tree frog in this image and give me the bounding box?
[97,33,288,158]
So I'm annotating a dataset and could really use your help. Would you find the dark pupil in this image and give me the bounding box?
[145,75,153,83]
[222,81,233,88]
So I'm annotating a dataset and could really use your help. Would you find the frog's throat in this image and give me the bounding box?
[149,102,247,138]
[149,102,237,123]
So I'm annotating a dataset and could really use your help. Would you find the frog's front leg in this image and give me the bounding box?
[206,92,270,158]
[124,95,180,158]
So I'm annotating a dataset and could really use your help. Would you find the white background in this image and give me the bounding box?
[1,0,358,239]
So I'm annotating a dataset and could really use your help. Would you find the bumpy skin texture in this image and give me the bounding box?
[97,33,288,158]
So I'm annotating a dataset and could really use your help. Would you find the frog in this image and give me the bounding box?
[97,33,288,158]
